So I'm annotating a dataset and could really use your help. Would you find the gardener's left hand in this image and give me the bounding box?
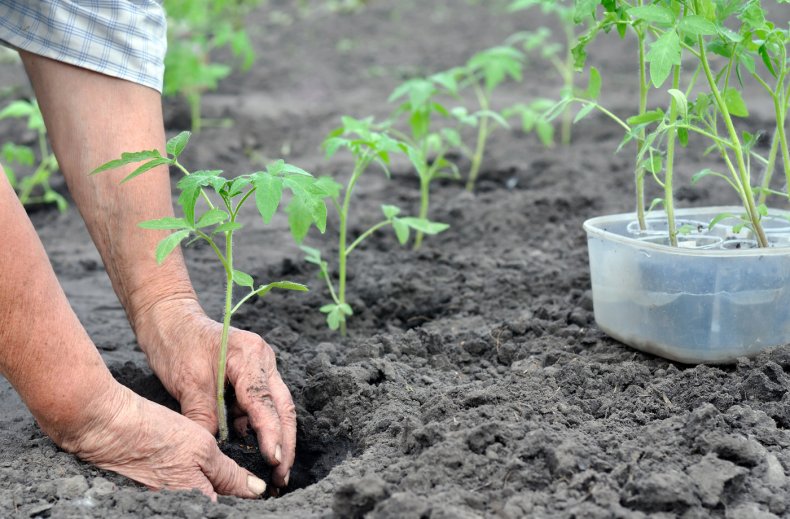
[133,298,296,489]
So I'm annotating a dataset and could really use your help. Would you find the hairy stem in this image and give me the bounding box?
[560,24,576,146]
[413,178,430,249]
[337,160,367,335]
[664,66,681,247]
[216,229,234,443]
[635,19,648,230]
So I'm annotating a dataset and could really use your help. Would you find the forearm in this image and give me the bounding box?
[0,172,120,449]
[19,52,199,334]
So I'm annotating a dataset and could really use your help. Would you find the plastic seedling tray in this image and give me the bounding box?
[584,206,790,364]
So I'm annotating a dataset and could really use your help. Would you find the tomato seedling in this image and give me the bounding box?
[163,0,259,132]
[0,99,66,211]
[302,116,448,334]
[92,131,328,442]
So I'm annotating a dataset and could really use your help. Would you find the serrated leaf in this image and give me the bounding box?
[139,217,191,230]
[678,15,717,36]
[121,158,172,183]
[647,30,681,87]
[253,172,283,224]
[154,230,191,265]
[166,131,191,158]
[392,217,410,245]
[286,196,313,243]
[91,150,165,175]
[196,208,229,228]
[233,269,254,288]
[722,88,749,117]
[628,4,675,25]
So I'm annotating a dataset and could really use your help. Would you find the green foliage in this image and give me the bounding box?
[0,99,66,211]
[567,0,789,247]
[304,117,449,333]
[92,131,319,441]
[162,0,261,132]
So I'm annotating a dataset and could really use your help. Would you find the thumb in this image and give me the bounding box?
[180,390,219,434]
[201,444,268,498]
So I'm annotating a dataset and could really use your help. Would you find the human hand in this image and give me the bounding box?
[134,299,296,488]
[57,383,268,500]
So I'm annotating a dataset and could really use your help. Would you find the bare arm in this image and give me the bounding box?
[21,52,296,488]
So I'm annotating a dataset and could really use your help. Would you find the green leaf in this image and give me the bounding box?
[139,217,191,230]
[326,308,341,330]
[392,217,410,245]
[574,103,597,124]
[627,109,665,126]
[627,4,675,25]
[381,204,401,220]
[667,89,688,120]
[213,221,243,234]
[233,269,254,288]
[678,127,689,147]
[166,131,191,158]
[286,196,313,243]
[154,230,191,265]
[587,67,602,100]
[709,212,737,228]
[678,15,718,36]
[399,217,449,235]
[301,245,323,265]
[0,100,34,120]
[91,150,166,175]
[339,303,353,316]
[253,172,283,224]
[196,208,229,228]
[647,30,681,88]
[722,88,749,117]
[121,158,172,183]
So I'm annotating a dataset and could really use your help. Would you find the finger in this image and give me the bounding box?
[201,442,267,499]
[269,371,297,488]
[241,380,283,468]
[180,388,219,435]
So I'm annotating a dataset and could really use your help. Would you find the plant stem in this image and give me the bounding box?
[216,229,234,443]
[337,160,366,336]
[560,24,576,146]
[698,35,768,247]
[758,130,780,206]
[635,18,648,230]
[466,83,490,192]
[664,65,681,247]
[413,178,430,249]
[189,92,202,134]
[345,220,390,256]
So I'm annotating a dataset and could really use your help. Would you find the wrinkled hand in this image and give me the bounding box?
[59,383,268,500]
[135,299,296,488]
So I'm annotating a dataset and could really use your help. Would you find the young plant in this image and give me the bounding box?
[302,116,449,334]
[387,75,461,248]
[0,99,66,211]
[163,0,259,132]
[506,0,597,145]
[559,0,787,247]
[454,46,524,192]
[92,131,327,442]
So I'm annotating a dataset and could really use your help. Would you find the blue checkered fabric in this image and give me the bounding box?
[0,0,167,92]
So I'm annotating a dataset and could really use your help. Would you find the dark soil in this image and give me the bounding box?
[1,1,790,517]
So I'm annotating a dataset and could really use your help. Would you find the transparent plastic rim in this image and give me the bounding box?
[583,206,790,257]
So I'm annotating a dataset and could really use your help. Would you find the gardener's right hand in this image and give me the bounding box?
[54,382,267,501]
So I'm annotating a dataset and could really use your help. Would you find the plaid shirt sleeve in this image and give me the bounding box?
[0,0,167,92]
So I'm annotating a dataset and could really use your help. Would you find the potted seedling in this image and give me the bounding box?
[0,99,66,211]
[558,0,790,363]
[92,131,326,442]
[301,116,449,334]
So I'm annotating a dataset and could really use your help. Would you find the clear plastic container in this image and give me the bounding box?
[583,206,790,363]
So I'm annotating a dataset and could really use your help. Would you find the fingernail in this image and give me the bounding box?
[274,444,282,464]
[284,471,290,487]
[247,475,267,496]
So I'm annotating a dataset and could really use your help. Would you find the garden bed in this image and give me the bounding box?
[1,0,789,517]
